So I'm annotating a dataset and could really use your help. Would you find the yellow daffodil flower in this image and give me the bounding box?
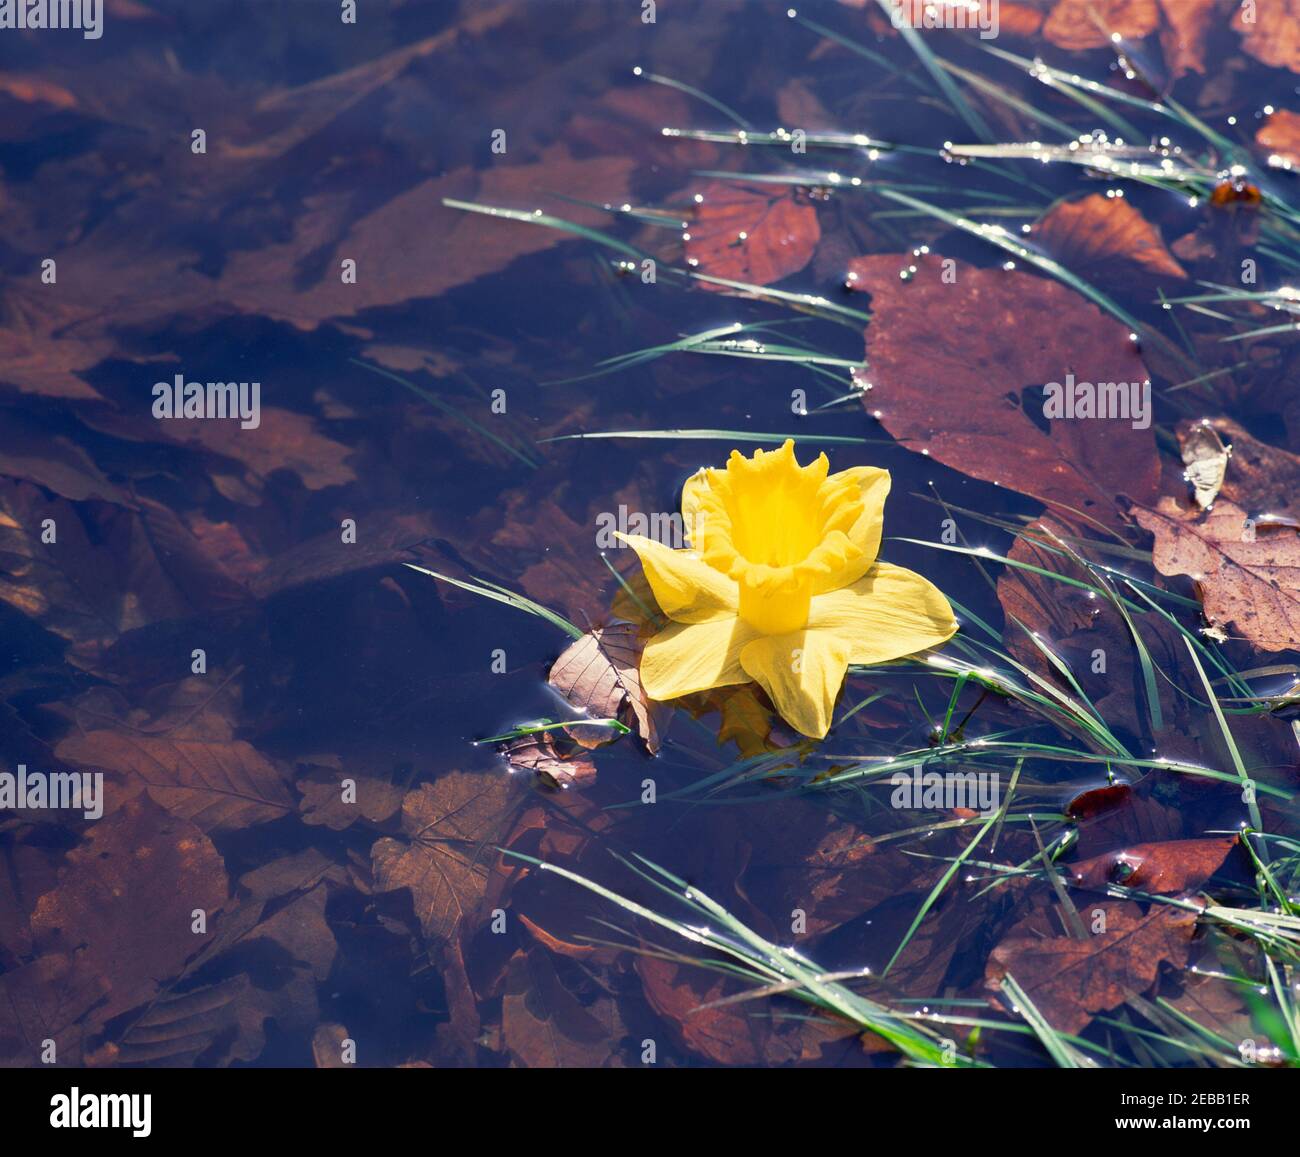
[617,440,957,739]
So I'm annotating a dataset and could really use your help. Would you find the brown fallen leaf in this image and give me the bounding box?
[1032,194,1186,288]
[1258,109,1300,171]
[1065,783,1184,856]
[31,798,229,1026]
[312,1023,353,1068]
[1156,0,1222,77]
[297,768,406,830]
[370,771,522,943]
[1206,416,1300,514]
[0,952,110,1066]
[1068,837,1239,893]
[500,948,625,1067]
[1233,0,1300,72]
[0,481,248,672]
[1135,496,1300,651]
[499,731,598,792]
[987,900,1201,1035]
[548,622,659,752]
[1042,0,1159,50]
[95,974,276,1067]
[849,254,1158,529]
[55,729,295,833]
[636,953,780,1066]
[686,181,821,290]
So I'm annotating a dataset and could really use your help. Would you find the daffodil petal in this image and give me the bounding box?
[807,562,958,664]
[614,532,738,623]
[641,616,758,700]
[739,631,851,739]
[810,466,891,593]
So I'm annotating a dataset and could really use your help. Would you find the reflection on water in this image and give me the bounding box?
[1,1,1298,1069]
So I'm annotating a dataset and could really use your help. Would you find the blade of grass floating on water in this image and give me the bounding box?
[982,45,1161,138]
[939,58,1078,140]
[882,812,998,978]
[1184,637,1264,837]
[873,0,993,142]
[403,564,584,640]
[541,429,884,445]
[478,718,629,743]
[349,358,540,469]
[632,67,753,130]
[500,849,972,1065]
[441,197,648,260]
[872,188,1145,333]
[786,9,930,92]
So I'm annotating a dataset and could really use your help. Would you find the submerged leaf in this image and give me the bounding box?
[850,254,1158,528]
[1033,194,1186,288]
[686,181,820,290]
[987,900,1200,1035]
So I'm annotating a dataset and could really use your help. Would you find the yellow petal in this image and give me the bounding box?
[641,616,758,701]
[810,466,891,594]
[614,532,738,623]
[807,562,958,664]
[739,630,851,739]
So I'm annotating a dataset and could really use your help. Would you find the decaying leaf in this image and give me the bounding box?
[1178,420,1230,509]
[30,799,229,1026]
[1135,497,1300,652]
[849,253,1158,528]
[1258,109,1300,170]
[1156,0,1221,78]
[500,949,625,1067]
[1033,194,1186,287]
[370,772,522,944]
[1233,0,1300,72]
[1068,837,1239,894]
[1042,0,1159,51]
[548,622,659,752]
[686,181,820,290]
[499,731,598,791]
[987,900,1201,1035]
[55,729,295,833]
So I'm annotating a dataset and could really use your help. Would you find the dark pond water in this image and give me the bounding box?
[2,0,1299,1070]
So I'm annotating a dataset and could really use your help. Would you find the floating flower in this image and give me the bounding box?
[617,440,957,738]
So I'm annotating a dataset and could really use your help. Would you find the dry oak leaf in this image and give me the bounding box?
[55,729,295,833]
[370,771,522,944]
[30,798,229,1026]
[1068,836,1239,894]
[1258,109,1300,170]
[1043,0,1159,50]
[1135,497,1300,652]
[1233,0,1300,72]
[548,622,660,752]
[848,253,1158,529]
[986,900,1200,1035]
[686,181,821,290]
[1033,194,1186,287]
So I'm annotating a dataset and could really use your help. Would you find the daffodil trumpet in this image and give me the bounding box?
[617,440,958,739]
